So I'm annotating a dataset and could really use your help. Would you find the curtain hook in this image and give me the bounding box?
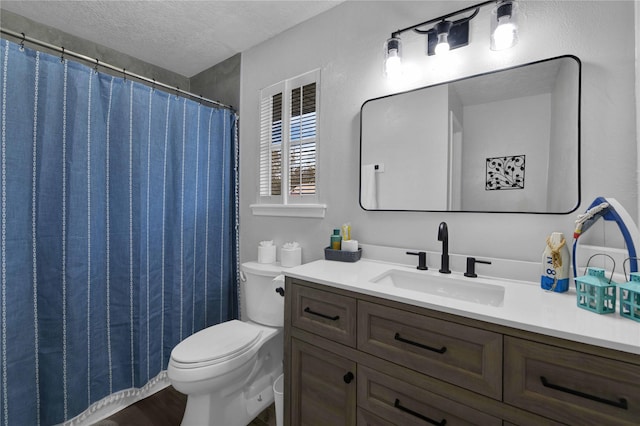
[94,59,99,74]
[175,86,180,100]
[19,32,25,51]
[60,47,65,63]
[122,68,126,82]
[151,78,155,92]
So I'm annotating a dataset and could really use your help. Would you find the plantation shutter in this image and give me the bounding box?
[257,70,319,206]
[259,89,283,197]
[289,82,317,197]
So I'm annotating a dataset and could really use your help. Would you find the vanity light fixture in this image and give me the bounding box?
[422,14,475,57]
[384,0,518,77]
[491,0,518,50]
[384,36,402,78]
[433,21,453,55]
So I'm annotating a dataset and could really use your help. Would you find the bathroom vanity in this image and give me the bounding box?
[283,259,640,426]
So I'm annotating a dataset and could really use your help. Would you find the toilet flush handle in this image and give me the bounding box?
[274,274,285,297]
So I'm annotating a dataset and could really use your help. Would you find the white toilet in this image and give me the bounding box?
[167,262,285,426]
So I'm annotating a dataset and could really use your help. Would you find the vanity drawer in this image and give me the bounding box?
[357,301,502,399]
[291,283,357,347]
[504,336,640,425]
[358,365,502,426]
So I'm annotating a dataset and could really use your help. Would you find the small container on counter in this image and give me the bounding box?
[341,239,358,252]
[258,240,276,264]
[281,242,302,268]
[330,229,342,250]
[324,247,362,262]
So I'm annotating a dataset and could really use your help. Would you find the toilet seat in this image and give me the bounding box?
[170,320,263,369]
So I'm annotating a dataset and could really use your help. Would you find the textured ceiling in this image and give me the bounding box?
[1,0,344,77]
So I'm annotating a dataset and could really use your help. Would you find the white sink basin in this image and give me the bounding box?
[371,269,505,307]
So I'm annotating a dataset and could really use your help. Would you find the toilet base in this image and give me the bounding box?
[178,328,283,426]
[181,369,280,426]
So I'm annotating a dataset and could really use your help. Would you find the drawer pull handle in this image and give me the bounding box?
[540,376,628,410]
[394,333,447,354]
[343,372,354,384]
[304,307,340,321]
[394,398,447,426]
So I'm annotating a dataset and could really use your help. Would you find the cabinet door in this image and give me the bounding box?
[290,338,357,426]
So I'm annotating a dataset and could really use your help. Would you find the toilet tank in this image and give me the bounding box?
[241,262,285,327]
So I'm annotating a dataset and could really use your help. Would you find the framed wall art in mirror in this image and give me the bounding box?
[360,55,581,213]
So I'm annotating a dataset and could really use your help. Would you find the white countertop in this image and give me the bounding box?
[284,258,640,356]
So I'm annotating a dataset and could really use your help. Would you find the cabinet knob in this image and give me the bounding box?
[343,372,354,384]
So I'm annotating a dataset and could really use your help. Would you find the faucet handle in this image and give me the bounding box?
[406,251,428,270]
[464,257,491,278]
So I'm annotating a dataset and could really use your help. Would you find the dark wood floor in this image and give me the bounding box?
[93,386,276,426]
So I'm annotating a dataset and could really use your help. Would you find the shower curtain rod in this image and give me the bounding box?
[1,28,234,111]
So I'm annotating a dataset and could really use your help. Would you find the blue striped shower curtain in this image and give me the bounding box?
[0,39,238,425]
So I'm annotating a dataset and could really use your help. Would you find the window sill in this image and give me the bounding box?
[250,203,326,218]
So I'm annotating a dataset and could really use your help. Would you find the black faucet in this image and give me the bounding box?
[438,222,451,274]
[464,257,492,277]
[406,251,428,270]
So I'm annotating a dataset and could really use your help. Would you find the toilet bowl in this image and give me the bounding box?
[167,262,285,426]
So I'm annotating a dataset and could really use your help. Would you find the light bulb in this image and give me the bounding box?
[432,20,453,56]
[384,37,402,78]
[491,1,518,51]
[434,32,450,55]
[385,53,402,78]
[493,17,516,50]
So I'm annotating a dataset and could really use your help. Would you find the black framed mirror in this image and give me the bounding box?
[360,55,581,213]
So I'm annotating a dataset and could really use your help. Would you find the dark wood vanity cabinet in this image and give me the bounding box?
[504,336,640,425]
[290,337,357,425]
[357,300,503,400]
[357,365,502,426]
[290,283,357,347]
[284,277,640,426]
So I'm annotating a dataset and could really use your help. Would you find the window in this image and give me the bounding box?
[253,70,325,217]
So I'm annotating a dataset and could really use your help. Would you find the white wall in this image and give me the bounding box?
[361,84,449,210]
[461,93,551,211]
[239,1,637,267]
[636,0,640,227]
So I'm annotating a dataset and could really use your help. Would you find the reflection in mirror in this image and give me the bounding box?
[360,55,581,213]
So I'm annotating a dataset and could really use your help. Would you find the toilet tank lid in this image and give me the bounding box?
[171,320,263,365]
[241,261,283,277]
